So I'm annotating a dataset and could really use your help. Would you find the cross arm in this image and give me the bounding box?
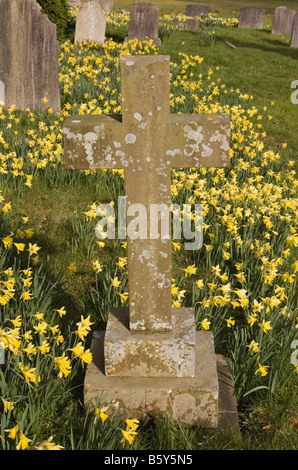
[167,113,230,168]
[63,114,125,170]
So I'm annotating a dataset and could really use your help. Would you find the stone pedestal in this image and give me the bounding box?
[104,308,195,377]
[83,308,238,428]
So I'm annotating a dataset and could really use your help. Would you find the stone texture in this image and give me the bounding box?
[85,330,220,427]
[125,2,161,45]
[75,1,106,44]
[104,307,196,377]
[185,18,198,30]
[238,6,265,29]
[185,4,211,17]
[271,6,297,35]
[0,0,60,113]
[291,12,298,47]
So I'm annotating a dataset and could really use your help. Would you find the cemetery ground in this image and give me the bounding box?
[0,5,298,451]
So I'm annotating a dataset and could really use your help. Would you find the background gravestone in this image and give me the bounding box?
[185,18,198,30]
[238,6,265,29]
[0,0,60,113]
[67,0,113,12]
[97,0,113,13]
[125,2,161,46]
[67,0,82,5]
[75,1,106,44]
[271,6,297,35]
[291,12,298,47]
[185,4,211,17]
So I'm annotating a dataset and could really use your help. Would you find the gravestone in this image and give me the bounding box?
[185,18,198,30]
[185,4,211,17]
[68,0,113,12]
[97,0,113,13]
[67,0,82,6]
[290,12,298,47]
[75,1,106,44]
[0,0,60,113]
[271,6,297,35]
[125,2,161,45]
[63,56,236,427]
[238,6,265,29]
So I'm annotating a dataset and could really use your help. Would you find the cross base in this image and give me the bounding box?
[104,307,196,377]
[84,328,239,429]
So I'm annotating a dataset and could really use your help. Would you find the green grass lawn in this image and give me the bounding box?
[159,26,298,167]
[112,0,298,15]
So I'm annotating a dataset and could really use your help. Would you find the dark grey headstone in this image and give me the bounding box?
[0,0,60,113]
[125,2,161,46]
[185,4,211,17]
[291,12,298,47]
[271,6,297,35]
[238,6,265,29]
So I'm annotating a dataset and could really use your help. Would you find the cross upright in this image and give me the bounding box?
[63,55,230,336]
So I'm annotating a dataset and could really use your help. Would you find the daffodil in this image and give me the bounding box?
[183,265,197,276]
[5,424,19,439]
[36,436,64,450]
[247,340,259,354]
[196,279,204,288]
[200,319,211,330]
[95,406,109,423]
[2,398,15,412]
[225,317,235,328]
[16,432,32,450]
[256,363,269,377]
[54,353,71,378]
[14,243,25,253]
[111,276,121,287]
[259,319,272,334]
[57,306,66,317]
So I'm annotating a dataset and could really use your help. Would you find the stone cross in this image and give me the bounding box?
[63,55,230,334]
[64,56,232,425]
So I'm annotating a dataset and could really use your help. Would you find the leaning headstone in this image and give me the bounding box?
[125,2,161,45]
[185,4,211,17]
[75,1,106,44]
[63,55,236,427]
[0,0,60,113]
[238,6,265,29]
[271,6,297,35]
[185,18,198,30]
[291,12,298,47]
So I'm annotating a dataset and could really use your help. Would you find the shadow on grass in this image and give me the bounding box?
[218,29,298,59]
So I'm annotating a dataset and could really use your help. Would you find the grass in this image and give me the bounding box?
[159,26,298,168]
[0,5,297,451]
[112,0,298,15]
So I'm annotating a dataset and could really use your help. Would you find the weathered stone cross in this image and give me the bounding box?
[64,56,232,423]
[63,55,230,337]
